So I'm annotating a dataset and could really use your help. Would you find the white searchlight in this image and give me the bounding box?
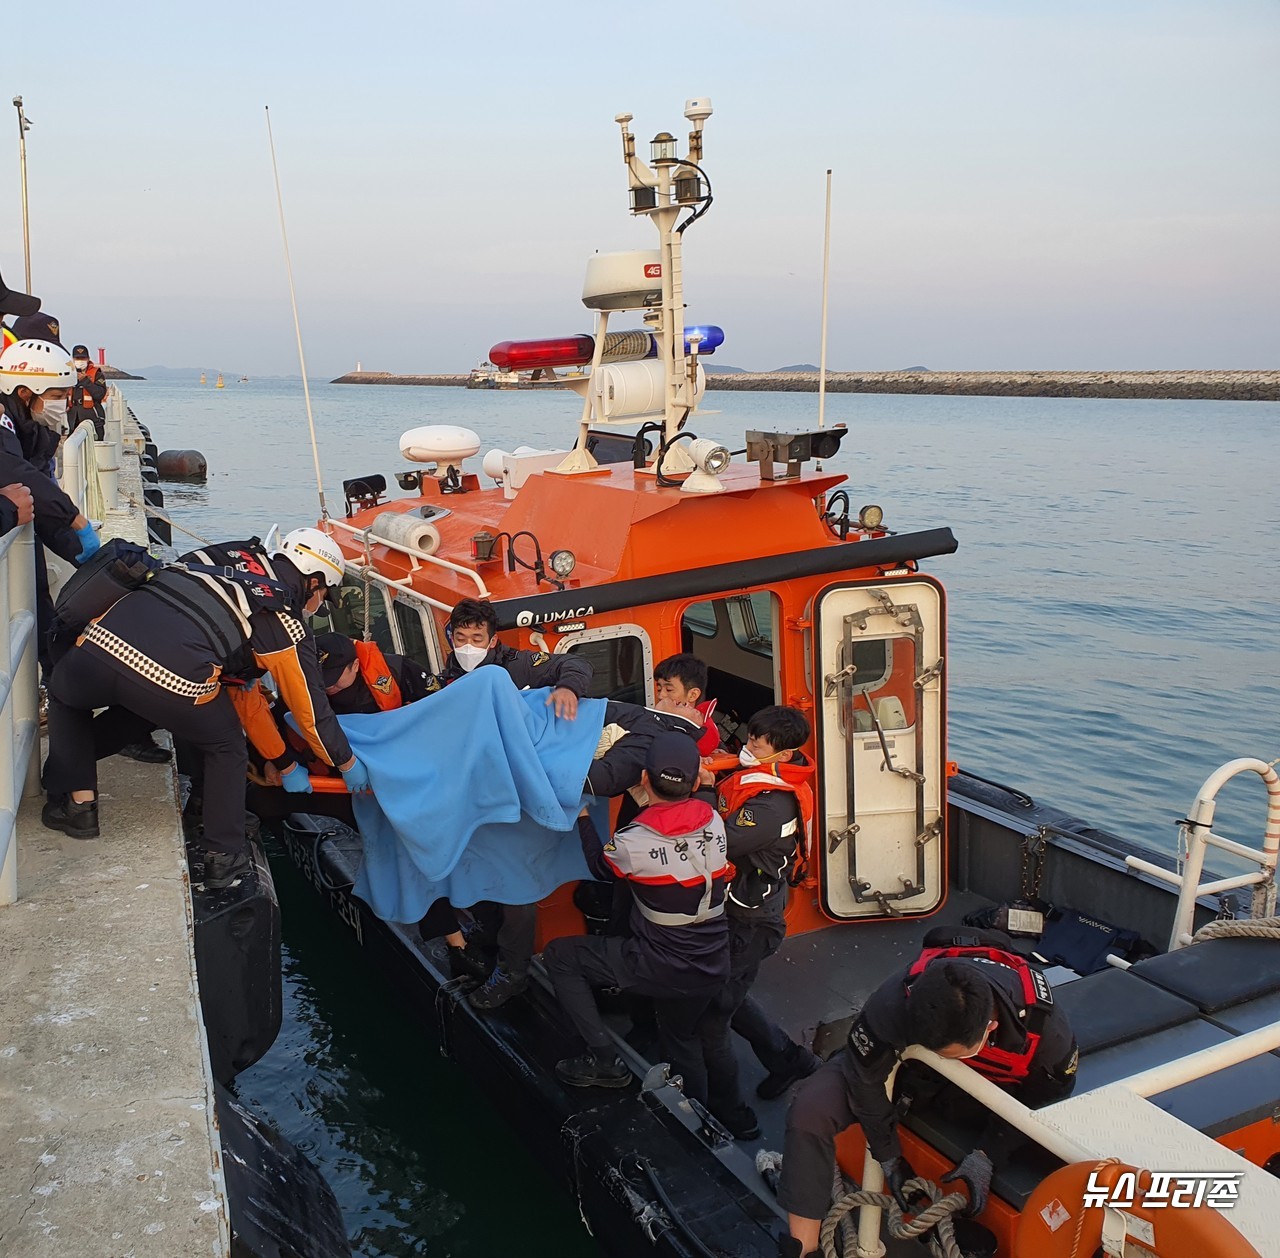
[680,438,731,495]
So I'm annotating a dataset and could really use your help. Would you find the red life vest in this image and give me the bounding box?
[904,945,1054,1084]
[353,639,401,711]
[717,760,816,885]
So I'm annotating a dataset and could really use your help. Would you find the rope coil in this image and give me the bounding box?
[820,1178,969,1258]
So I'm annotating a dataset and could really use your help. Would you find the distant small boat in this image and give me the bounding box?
[239,375,249,384]
[216,373,225,389]
[200,372,207,384]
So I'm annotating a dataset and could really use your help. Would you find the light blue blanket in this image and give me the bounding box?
[336,667,606,924]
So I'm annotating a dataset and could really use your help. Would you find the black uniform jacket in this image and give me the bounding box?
[0,400,81,562]
[842,946,1077,1162]
[585,701,705,799]
[1,391,62,473]
[721,753,810,921]
[84,559,353,768]
[429,641,593,697]
[330,652,435,716]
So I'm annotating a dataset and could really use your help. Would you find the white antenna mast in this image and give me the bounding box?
[265,106,329,520]
[818,168,833,431]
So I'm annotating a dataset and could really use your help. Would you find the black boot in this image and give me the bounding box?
[118,738,172,764]
[41,796,100,839]
[717,1104,761,1141]
[757,1048,820,1100]
[466,964,529,1010]
[201,849,252,891]
[555,1049,632,1089]
[446,940,491,982]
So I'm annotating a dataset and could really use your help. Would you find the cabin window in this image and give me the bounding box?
[391,595,442,673]
[683,601,718,638]
[679,592,780,747]
[558,624,653,706]
[310,572,395,656]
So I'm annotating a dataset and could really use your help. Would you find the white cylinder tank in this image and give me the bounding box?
[399,425,481,466]
[582,251,663,311]
[366,511,441,556]
[595,359,706,421]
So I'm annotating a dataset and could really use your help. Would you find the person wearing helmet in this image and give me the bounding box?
[0,338,101,675]
[0,336,75,477]
[42,528,369,889]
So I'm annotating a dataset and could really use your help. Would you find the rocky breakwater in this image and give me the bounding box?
[330,370,469,386]
[705,370,1280,402]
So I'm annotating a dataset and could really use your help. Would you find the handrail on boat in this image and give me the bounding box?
[1124,758,1280,950]
[0,522,43,907]
[324,515,492,599]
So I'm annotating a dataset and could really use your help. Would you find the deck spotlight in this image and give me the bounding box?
[396,470,424,492]
[470,530,499,562]
[680,438,731,495]
[859,504,884,530]
[549,549,577,579]
[650,132,678,164]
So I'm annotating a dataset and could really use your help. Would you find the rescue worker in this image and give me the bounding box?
[69,344,107,440]
[42,528,369,889]
[777,930,1078,1257]
[425,597,595,1012]
[697,706,819,1140]
[0,337,74,479]
[0,338,101,674]
[543,732,730,1094]
[315,631,435,714]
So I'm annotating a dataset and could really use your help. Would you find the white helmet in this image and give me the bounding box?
[0,339,76,395]
[274,527,345,588]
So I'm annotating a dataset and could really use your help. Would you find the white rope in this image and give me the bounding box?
[264,105,329,521]
[1193,914,1280,941]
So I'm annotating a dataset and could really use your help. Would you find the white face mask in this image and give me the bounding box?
[73,359,89,370]
[739,747,760,767]
[454,643,489,673]
[37,395,68,427]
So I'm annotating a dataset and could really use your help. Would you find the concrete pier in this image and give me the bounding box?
[0,416,229,1254]
[329,367,1280,401]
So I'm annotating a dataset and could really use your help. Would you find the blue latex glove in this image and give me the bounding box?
[280,763,312,794]
[340,757,371,794]
[74,522,100,563]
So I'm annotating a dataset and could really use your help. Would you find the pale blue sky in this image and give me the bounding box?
[5,1,1276,374]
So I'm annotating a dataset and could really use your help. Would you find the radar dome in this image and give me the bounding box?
[399,425,482,466]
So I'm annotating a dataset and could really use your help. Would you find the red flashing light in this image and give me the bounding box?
[489,335,594,371]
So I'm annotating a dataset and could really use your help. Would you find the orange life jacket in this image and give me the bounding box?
[74,361,104,410]
[717,760,816,884]
[353,639,401,711]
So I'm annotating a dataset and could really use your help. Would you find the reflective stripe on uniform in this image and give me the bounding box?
[81,623,219,701]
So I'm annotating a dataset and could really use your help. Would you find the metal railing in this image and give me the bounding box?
[1125,758,1280,950]
[0,522,42,906]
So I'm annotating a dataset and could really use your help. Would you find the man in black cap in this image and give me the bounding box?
[69,345,107,440]
[314,631,435,715]
[542,731,731,1093]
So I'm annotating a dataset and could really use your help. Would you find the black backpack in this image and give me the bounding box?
[52,538,165,637]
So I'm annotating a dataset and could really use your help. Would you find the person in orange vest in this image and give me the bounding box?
[69,345,107,440]
[696,705,820,1139]
[314,631,435,714]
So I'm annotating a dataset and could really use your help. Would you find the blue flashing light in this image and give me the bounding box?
[683,324,724,355]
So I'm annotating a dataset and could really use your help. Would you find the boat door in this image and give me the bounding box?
[814,578,945,920]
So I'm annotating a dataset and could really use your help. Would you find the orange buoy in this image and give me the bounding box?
[1015,1160,1260,1258]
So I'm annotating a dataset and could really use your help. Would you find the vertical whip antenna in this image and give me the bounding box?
[818,168,833,432]
[265,105,329,519]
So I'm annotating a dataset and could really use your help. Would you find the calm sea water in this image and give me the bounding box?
[126,377,1278,1256]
